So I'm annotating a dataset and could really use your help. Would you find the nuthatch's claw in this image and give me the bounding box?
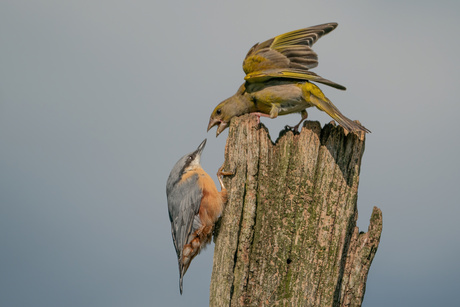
[217,165,235,190]
[217,165,235,177]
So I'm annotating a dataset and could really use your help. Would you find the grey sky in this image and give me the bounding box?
[1,1,459,306]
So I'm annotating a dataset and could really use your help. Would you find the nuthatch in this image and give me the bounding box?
[207,23,370,136]
[166,139,232,294]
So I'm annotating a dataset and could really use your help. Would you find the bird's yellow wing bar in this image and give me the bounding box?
[245,68,346,91]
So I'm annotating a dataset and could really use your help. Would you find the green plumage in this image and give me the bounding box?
[208,23,370,136]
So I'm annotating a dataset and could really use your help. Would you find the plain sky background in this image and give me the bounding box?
[1,1,459,306]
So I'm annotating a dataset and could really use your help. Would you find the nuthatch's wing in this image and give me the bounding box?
[167,173,202,263]
[242,23,345,90]
[166,139,209,294]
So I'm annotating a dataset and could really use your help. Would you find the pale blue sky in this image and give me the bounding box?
[1,1,459,306]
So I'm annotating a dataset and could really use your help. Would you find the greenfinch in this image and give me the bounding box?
[207,23,370,136]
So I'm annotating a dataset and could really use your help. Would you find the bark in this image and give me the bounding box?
[210,114,382,307]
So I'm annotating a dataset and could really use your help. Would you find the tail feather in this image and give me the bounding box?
[311,95,370,133]
[303,83,370,133]
[178,225,213,294]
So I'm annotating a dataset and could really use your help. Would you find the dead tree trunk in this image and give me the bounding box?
[210,114,382,307]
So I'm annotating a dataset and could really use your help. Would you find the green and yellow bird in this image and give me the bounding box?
[207,23,370,136]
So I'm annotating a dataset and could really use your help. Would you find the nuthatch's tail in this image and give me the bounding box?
[303,82,370,133]
[178,225,213,294]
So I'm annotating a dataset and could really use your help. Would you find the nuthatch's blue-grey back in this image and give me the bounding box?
[166,139,231,294]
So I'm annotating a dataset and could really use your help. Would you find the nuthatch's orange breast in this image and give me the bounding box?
[182,167,224,227]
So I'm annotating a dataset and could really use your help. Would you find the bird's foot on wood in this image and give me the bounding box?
[217,165,235,190]
[250,112,271,130]
[284,124,301,134]
[284,110,307,134]
[217,165,235,177]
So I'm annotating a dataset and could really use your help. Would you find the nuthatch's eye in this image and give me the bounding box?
[216,109,221,115]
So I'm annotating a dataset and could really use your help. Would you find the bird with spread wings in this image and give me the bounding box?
[208,23,370,136]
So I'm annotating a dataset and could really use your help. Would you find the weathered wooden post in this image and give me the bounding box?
[210,114,382,307]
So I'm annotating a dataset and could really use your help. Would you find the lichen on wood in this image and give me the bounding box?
[210,114,382,307]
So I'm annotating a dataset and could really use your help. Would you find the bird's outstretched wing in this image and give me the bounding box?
[242,23,345,90]
[167,174,202,263]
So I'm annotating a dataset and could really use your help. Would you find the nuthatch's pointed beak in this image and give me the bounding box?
[195,139,207,157]
[189,139,206,165]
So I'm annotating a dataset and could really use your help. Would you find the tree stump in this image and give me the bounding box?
[210,114,382,307]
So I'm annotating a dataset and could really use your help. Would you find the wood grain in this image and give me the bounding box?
[210,114,382,307]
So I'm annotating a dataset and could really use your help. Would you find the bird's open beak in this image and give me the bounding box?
[207,118,228,137]
[207,118,219,132]
[215,122,228,137]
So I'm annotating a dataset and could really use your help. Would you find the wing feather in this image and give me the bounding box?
[245,68,346,90]
[243,23,338,75]
[167,174,202,261]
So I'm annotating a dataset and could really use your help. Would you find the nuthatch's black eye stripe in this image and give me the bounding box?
[180,154,196,174]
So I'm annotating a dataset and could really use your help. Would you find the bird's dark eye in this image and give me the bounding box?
[216,109,221,115]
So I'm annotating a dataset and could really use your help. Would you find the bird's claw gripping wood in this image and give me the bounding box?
[250,112,271,131]
[217,165,235,191]
[284,125,300,134]
[284,110,309,133]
